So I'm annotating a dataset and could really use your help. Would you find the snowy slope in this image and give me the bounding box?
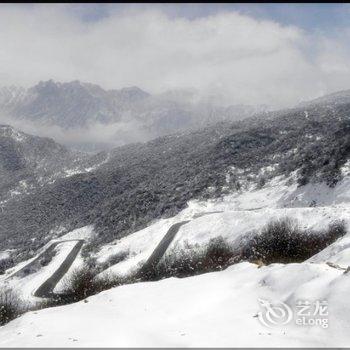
[96,174,350,277]
[0,226,95,303]
[0,258,349,347]
[1,173,350,347]
[2,241,78,304]
[96,217,177,277]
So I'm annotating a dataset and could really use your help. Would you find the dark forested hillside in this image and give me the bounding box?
[0,125,92,202]
[1,96,350,264]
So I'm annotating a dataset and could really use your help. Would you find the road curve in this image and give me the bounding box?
[6,239,85,281]
[135,212,229,278]
[34,240,84,298]
[7,242,61,280]
[136,220,190,278]
[26,209,260,298]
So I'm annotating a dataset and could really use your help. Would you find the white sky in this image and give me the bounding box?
[1,4,350,108]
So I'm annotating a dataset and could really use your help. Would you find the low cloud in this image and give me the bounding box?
[0,5,350,108]
[0,113,153,152]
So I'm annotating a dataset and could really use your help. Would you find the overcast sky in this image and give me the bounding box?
[1,3,350,108]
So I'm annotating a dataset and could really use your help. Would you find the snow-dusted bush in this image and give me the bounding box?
[242,217,347,264]
[141,218,347,281]
[141,236,238,280]
[59,266,137,304]
[101,250,130,271]
[0,258,13,275]
[60,267,103,302]
[0,288,24,326]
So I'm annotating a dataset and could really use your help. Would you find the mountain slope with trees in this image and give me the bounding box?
[0,91,349,264]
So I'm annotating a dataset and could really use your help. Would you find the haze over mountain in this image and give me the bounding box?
[1,84,350,349]
[0,124,105,204]
[1,87,349,264]
[3,5,350,347]
[0,80,267,152]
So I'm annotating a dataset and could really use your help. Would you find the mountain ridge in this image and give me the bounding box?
[0,80,266,151]
[0,91,349,264]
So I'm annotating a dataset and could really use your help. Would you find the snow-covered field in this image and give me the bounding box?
[1,174,350,347]
[0,255,349,347]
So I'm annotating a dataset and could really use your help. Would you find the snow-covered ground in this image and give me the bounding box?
[96,174,350,278]
[1,174,350,347]
[58,226,95,241]
[0,251,11,261]
[0,255,349,347]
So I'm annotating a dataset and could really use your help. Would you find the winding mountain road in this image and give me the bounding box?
[32,213,220,297]
[10,210,245,299]
[8,242,62,280]
[34,240,84,298]
[136,220,190,278]
[136,211,226,278]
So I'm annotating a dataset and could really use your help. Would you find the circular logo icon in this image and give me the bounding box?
[257,298,293,327]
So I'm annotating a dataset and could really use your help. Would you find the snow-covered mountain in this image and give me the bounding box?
[1,88,350,347]
[0,81,150,128]
[1,172,350,347]
[0,89,349,264]
[0,80,264,151]
[0,124,108,205]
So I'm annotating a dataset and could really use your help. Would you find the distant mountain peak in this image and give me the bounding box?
[113,86,150,100]
[0,80,152,129]
[0,124,27,141]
